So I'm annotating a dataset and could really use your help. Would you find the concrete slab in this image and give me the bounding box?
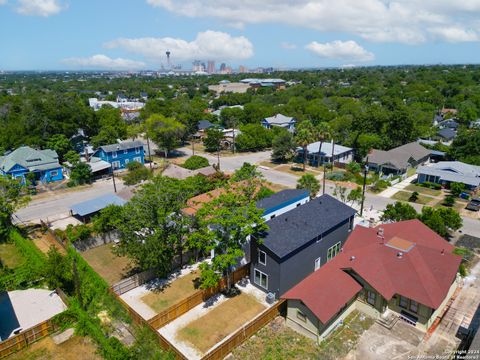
[52,328,75,345]
[0,289,67,341]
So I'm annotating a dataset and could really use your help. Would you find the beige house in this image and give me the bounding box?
[283,220,461,342]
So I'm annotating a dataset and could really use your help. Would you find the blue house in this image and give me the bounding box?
[92,140,145,170]
[261,114,296,132]
[0,146,63,183]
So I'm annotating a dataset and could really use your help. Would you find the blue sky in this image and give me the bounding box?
[1,0,480,70]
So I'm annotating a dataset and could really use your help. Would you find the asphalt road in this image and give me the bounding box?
[15,149,480,237]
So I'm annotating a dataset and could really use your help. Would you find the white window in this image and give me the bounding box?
[124,149,128,154]
[254,269,268,289]
[258,250,266,266]
[134,157,142,163]
[314,257,321,271]
[136,147,141,154]
[399,295,408,309]
[349,217,354,231]
[112,161,120,169]
[327,242,341,261]
[112,151,117,158]
[367,290,376,306]
[50,170,58,177]
[409,300,418,313]
[125,159,130,165]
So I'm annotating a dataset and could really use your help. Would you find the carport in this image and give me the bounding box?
[70,193,126,223]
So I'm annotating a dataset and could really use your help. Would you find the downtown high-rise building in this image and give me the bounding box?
[207,61,215,74]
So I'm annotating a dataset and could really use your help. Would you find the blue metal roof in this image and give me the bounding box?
[70,193,126,217]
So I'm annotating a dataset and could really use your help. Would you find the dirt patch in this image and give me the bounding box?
[31,231,66,255]
[141,271,200,313]
[81,243,134,285]
[176,292,266,354]
[8,335,101,360]
[275,164,322,177]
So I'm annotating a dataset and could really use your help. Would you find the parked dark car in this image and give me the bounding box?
[466,198,480,211]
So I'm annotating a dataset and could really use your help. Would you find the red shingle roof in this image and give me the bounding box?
[282,219,461,324]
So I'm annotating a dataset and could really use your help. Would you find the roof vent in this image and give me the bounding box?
[397,252,403,258]
[350,256,356,261]
[441,249,445,255]
[284,218,288,222]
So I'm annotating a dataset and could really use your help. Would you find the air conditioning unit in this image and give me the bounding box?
[266,292,276,304]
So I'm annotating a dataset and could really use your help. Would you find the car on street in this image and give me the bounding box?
[466,198,480,211]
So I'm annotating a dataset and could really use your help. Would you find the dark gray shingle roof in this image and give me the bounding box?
[260,194,356,259]
[256,189,308,212]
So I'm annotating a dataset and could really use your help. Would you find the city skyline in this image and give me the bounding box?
[1,0,480,70]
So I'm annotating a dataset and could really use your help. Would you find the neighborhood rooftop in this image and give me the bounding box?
[368,142,430,170]
[263,114,295,125]
[0,146,59,172]
[304,141,352,155]
[283,220,461,324]
[256,189,309,214]
[260,194,356,259]
[99,140,144,153]
[70,193,126,217]
[417,161,480,187]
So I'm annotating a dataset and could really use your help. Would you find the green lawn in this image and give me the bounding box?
[392,191,435,205]
[405,184,441,197]
[0,242,25,268]
[232,310,374,360]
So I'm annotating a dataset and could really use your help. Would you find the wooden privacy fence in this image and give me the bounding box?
[111,269,157,295]
[148,264,250,330]
[0,319,58,359]
[202,299,286,360]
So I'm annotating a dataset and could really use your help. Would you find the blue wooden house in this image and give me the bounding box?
[0,146,63,183]
[261,114,296,132]
[92,140,145,170]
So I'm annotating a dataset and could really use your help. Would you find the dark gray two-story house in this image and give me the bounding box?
[250,194,356,299]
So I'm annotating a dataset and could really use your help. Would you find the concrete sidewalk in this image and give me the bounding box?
[378,174,417,198]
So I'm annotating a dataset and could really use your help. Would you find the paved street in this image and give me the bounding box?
[15,150,480,238]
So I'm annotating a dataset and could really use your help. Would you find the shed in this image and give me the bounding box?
[70,194,126,221]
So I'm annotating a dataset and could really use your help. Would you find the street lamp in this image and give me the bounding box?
[360,158,369,217]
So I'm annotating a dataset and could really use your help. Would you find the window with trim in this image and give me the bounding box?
[125,159,130,165]
[314,257,321,271]
[134,157,141,163]
[112,161,120,169]
[367,290,376,306]
[124,149,128,154]
[399,295,408,309]
[50,171,58,177]
[258,250,266,266]
[297,310,307,322]
[254,269,268,289]
[409,300,418,313]
[327,242,341,261]
[136,147,141,154]
[112,151,117,158]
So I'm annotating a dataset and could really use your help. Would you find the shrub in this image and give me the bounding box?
[459,263,467,277]
[409,191,419,203]
[371,179,391,193]
[183,155,210,170]
[123,161,150,185]
[443,195,455,207]
[421,181,442,190]
[326,171,346,181]
[64,224,92,243]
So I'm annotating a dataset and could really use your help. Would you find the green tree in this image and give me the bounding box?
[64,150,81,165]
[123,161,151,186]
[44,246,72,290]
[297,174,321,198]
[232,162,262,182]
[192,186,268,291]
[69,162,92,186]
[443,194,455,207]
[448,130,480,165]
[409,191,419,203]
[0,177,30,241]
[313,122,331,167]
[46,134,72,161]
[91,107,127,147]
[450,182,465,197]
[271,131,296,163]
[146,114,185,158]
[380,202,417,222]
[203,128,224,152]
[183,155,209,170]
[332,184,348,203]
[347,186,363,207]
[295,121,315,171]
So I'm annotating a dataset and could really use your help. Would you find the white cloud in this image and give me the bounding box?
[281,42,297,49]
[105,30,254,62]
[16,0,63,16]
[0,0,7,5]
[306,40,374,62]
[146,0,480,44]
[61,55,146,70]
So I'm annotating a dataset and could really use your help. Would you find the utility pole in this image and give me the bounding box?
[111,163,117,193]
[360,158,369,217]
[192,136,195,156]
[322,162,326,195]
[146,134,153,171]
[217,145,220,170]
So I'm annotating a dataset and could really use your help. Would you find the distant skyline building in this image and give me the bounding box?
[219,63,226,72]
[239,65,248,73]
[207,60,215,74]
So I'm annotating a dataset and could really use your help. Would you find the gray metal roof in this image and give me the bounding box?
[99,140,144,153]
[417,161,480,187]
[303,141,352,157]
[368,142,430,170]
[437,128,456,140]
[256,189,309,212]
[263,114,295,125]
[260,194,356,259]
[70,194,126,217]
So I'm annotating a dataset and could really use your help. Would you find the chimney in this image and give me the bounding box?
[441,249,445,255]
[350,256,356,261]
[397,252,403,259]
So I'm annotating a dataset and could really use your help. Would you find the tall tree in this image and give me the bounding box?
[314,122,331,167]
[0,177,30,241]
[146,114,185,158]
[297,174,321,198]
[295,121,315,171]
[271,131,296,163]
[46,134,72,162]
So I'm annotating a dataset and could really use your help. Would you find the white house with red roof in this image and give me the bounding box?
[282,219,462,342]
